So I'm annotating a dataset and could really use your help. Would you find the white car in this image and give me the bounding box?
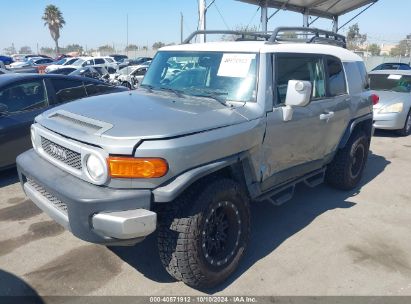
[110,64,149,89]
[9,57,43,68]
[45,57,79,73]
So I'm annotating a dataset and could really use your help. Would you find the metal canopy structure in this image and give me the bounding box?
[236,0,378,32]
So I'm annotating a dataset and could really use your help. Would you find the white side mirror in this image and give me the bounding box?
[282,80,312,122]
[285,80,312,107]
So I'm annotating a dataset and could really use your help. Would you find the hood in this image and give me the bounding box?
[36,90,248,153]
[372,90,410,109]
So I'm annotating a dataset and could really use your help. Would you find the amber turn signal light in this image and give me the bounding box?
[108,157,168,178]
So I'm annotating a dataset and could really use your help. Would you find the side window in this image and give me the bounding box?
[356,62,370,90]
[135,68,147,76]
[95,58,105,65]
[82,59,94,67]
[276,55,326,104]
[0,80,47,113]
[84,81,116,96]
[327,57,347,96]
[50,79,87,104]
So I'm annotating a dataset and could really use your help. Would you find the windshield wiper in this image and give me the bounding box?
[141,84,184,98]
[188,89,229,107]
[158,86,185,98]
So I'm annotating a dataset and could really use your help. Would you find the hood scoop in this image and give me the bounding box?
[48,110,113,136]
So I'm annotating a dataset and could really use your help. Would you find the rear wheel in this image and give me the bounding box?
[325,131,369,190]
[156,178,250,288]
[397,110,411,137]
[122,82,132,89]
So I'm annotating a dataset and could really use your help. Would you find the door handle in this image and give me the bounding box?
[320,111,335,121]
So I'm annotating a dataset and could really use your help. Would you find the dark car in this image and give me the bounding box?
[129,57,152,65]
[47,67,77,75]
[0,55,14,65]
[68,66,109,81]
[109,54,128,63]
[372,62,411,71]
[0,74,128,169]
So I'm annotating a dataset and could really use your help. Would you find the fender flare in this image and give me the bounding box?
[338,113,373,149]
[152,154,242,203]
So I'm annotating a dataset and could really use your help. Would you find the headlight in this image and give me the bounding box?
[379,103,404,113]
[85,154,107,183]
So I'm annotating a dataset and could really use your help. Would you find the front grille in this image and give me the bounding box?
[41,137,82,170]
[27,178,68,214]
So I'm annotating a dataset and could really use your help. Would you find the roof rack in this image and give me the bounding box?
[183,30,271,44]
[182,27,347,48]
[267,27,347,48]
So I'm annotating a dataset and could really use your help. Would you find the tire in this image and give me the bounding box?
[397,110,411,137]
[156,178,250,288]
[122,82,132,89]
[325,131,370,190]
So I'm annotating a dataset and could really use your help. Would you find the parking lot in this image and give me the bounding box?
[0,130,410,297]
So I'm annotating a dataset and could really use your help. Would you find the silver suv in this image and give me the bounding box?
[17,28,373,288]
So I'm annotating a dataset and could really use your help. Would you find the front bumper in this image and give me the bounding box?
[17,149,156,245]
[373,112,407,130]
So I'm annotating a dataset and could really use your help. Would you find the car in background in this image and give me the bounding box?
[45,57,79,73]
[9,57,42,68]
[29,58,55,67]
[82,57,118,73]
[129,57,152,65]
[0,73,128,170]
[109,54,128,63]
[372,62,411,71]
[0,55,14,65]
[111,64,149,89]
[370,70,411,136]
[69,66,110,82]
[0,68,13,75]
[47,67,78,75]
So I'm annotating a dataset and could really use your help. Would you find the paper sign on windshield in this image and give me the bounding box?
[388,74,402,80]
[217,54,255,78]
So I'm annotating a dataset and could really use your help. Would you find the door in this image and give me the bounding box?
[321,56,351,155]
[0,79,49,168]
[261,54,333,189]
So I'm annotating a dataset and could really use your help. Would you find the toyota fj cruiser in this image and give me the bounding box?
[17,28,373,288]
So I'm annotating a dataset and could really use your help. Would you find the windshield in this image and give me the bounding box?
[118,66,137,75]
[141,51,258,103]
[370,74,411,93]
[72,58,85,67]
[64,58,77,65]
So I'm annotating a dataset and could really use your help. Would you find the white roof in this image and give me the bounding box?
[369,70,411,76]
[161,41,362,62]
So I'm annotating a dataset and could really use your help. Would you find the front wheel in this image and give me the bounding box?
[325,131,370,190]
[397,110,411,137]
[156,178,250,288]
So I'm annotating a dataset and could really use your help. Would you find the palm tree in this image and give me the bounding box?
[42,5,65,54]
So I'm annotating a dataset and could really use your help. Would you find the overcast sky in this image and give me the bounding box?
[0,0,409,52]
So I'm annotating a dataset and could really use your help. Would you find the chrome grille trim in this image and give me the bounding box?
[26,178,68,215]
[41,137,82,170]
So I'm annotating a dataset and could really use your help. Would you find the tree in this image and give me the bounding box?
[19,46,32,54]
[3,44,16,55]
[368,44,381,56]
[40,47,54,55]
[125,44,139,51]
[346,23,367,50]
[65,44,83,53]
[221,25,258,41]
[42,4,65,53]
[152,42,166,50]
[390,39,410,57]
[98,44,115,53]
